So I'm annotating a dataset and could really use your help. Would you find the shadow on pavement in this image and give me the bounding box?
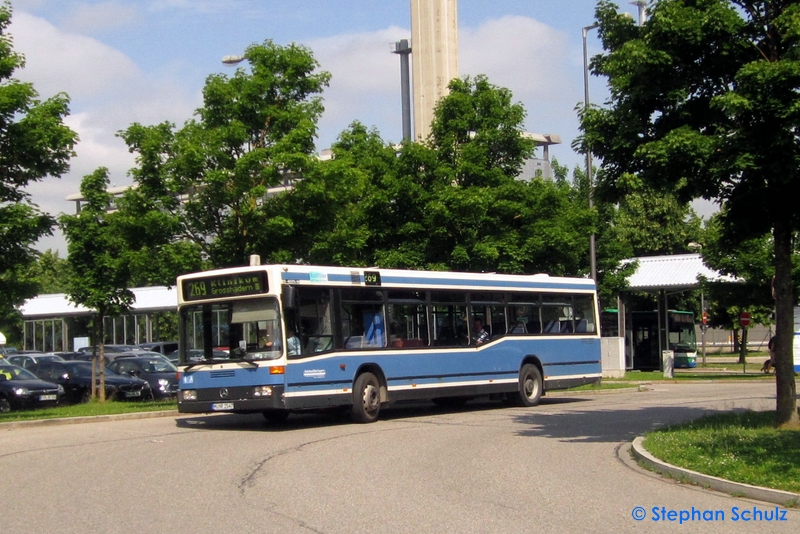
[174,395,591,432]
[512,404,739,443]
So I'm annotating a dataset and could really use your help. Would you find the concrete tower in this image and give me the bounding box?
[410,0,459,140]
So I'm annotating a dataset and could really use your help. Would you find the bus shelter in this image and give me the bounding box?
[616,253,736,370]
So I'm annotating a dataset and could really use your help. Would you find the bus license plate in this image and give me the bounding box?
[39,394,57,401]
[212,402,234,411]
[125,391,142,398]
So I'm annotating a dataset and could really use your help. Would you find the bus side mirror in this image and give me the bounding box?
[282,285,296,310]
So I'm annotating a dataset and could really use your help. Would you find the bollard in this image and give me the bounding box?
[662,350,674,378]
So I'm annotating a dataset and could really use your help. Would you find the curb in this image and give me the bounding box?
[631,436,800,507]
[0,409,179,430]
[548,384,649,396]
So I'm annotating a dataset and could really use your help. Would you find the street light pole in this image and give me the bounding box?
[583,23,599,282]
[392,39,413,142]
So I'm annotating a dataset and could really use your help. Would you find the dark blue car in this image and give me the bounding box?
[108,356,178,399]
[29,360,152,404]
[0,364,64,412]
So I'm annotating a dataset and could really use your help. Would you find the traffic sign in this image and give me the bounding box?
[702,312,708,325]
[740,311,751,327]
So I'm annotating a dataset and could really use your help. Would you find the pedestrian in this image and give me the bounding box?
[761,335,776,374]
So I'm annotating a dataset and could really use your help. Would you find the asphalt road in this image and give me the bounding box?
[1,382,797,533]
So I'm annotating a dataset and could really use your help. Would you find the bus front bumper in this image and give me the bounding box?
[177,385,285,413]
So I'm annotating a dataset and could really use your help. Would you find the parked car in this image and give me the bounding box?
[29,360,152,404]
[0,346,19,356]
[168,348,229,365]
[50,351,84,360]
[0,364,64,413]
[76,344,141,354]
[108,356,178,399]
[136,341,179,356]
[7,353,65,370]
[71,350,161,366]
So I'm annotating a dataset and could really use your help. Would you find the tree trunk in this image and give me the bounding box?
[90,317,97,401]
[731,329,740,353]
[773,222,798,428]
[98,309,106,402]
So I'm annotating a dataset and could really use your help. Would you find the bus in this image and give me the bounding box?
[602,309,697,370]
[176,261,602,423]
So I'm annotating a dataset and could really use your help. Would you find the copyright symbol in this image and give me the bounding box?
[631,506,646,521]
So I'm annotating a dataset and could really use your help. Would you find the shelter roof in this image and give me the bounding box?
[20,286,177,318]
[625,253,736,293]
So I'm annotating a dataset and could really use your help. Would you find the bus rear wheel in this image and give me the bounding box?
[510,364,542,407]
[351,372,381,424]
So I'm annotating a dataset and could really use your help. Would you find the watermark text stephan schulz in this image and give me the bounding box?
[631,505,788,524]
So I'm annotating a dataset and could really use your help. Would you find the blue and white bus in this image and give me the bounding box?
[176,260,602,423]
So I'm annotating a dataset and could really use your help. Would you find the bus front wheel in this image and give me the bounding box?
[511,364,542,407]
[351,372,381,424]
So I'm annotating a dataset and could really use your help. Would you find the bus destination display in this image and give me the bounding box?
[364,271,381,286]
[182,271,268,301]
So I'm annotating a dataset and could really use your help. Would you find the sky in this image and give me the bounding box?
[9,0,708,255]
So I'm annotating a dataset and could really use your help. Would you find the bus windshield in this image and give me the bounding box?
[179,297,283,362]
[668,312,697,353]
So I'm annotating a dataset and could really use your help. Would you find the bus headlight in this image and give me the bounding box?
[182,390,197,401]
[253,386,273,397]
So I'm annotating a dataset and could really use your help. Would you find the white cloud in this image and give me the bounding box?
[309,16,580,153]
[461,16,573,103]
[61,1,143,33]
[10,10,200,254]
[11,11,139,98]
[461,15,580,158]
[308,25,410,146]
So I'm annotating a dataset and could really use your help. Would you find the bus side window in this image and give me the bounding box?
[298,288,334,355]
[363,312,386,348]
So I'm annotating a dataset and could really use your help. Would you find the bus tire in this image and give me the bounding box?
[351,372,381,424]
[514,364,543,407]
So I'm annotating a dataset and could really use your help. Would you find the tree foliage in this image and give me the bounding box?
[580,0,799,426]
[60,168,135,401]
[119,40,331,269]
[267,76,596,277]
[0,3,77,332]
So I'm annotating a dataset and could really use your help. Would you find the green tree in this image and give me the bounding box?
[27,249,71,294]
[702,212,800,361]
[580,0,799,426]
[119,40,331,269]
[0,3,77,334]
[60,168,134,401]
[270,77,595,277]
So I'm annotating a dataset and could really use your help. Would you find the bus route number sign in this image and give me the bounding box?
[182,271,268,301]
[364,271,381,286]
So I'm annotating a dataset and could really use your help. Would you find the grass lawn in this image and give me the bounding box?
[615,350,778,381]
[643,411,800,495]
[0,399,177,424]
[618,371,773,381]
